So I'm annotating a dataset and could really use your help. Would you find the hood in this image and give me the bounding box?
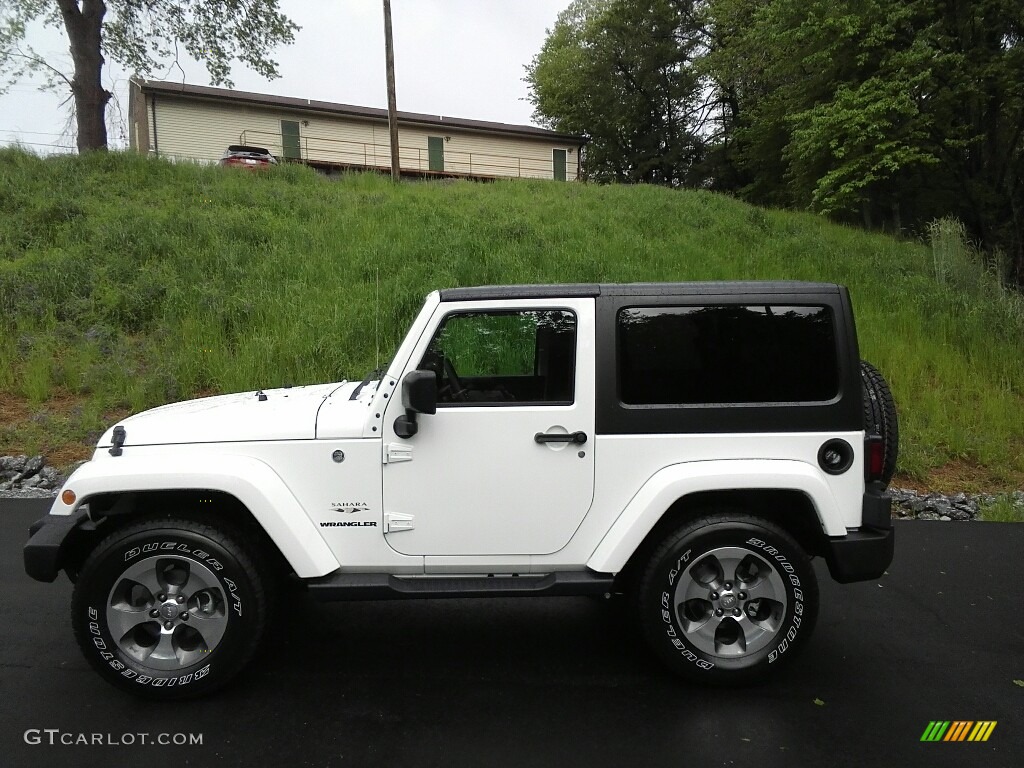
[97,382,364,447]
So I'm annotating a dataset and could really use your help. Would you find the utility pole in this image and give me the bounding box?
[382,0,401,182]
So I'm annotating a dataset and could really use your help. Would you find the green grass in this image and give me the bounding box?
[1,147,1022,487]
[977,497,1024,523]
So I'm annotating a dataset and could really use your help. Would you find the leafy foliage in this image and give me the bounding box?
[101,0,297,86]
[0,1,298,149]
[526,0,711,185]
[527,0,1024,284]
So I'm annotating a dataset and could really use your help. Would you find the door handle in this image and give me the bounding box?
[534,431,588,445]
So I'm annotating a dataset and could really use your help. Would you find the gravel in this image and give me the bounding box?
[0,455,83,499]
[888,488,1024,520]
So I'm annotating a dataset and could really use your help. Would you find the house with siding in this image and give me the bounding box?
[128,79,583,181]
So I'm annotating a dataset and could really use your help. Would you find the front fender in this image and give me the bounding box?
[49,456,340,578]
[586,459,845,574]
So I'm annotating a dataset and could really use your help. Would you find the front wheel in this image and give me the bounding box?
[71,516,269,699]
[635,512,818,684]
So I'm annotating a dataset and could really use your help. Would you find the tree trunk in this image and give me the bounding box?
[861,200,872,230]
[1009,190,1024,288]
[57,0,111,152]
[890,199,902,235]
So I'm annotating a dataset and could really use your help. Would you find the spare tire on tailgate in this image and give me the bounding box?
[860,360,898,487]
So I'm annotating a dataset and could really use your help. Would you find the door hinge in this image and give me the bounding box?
[384,443,413,464]
[384,512,415,533]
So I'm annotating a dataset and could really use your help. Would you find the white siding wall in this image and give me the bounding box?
[373,123,579,180]
[146,96,579,180]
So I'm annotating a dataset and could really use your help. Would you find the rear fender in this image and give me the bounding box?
[586,460,845,574]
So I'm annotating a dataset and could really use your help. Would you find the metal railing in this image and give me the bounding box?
[238,129,564,179]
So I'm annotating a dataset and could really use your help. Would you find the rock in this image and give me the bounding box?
[11,455,45,484]
[20,474,41,488]
[0,455,27,472]
[939,515,952,521]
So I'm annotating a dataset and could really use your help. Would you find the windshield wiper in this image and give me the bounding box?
[350,368,385,400]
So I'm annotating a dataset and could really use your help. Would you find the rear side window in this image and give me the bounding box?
[617,305,838,405]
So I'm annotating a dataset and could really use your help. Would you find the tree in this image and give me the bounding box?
[526,0,712,185]
[0,1,298,152]
[703,0,1024,281]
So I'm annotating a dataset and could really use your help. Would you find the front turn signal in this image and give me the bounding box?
[61,489,76,506]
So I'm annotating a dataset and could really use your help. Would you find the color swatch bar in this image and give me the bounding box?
[920,721,996,742]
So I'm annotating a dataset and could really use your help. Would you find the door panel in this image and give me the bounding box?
[428,136,444,171]
[381,299,596,556]
[553,148,567,181]
[281,120,301,160]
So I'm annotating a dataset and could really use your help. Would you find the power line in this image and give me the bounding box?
[0,139,75,151]
[0,86,62,92]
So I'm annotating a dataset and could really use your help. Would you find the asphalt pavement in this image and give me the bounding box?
[1,498,1021,768]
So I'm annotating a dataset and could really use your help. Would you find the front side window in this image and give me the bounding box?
[617,305,838,405]
[420,310,576,405]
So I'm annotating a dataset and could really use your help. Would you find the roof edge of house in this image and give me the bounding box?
[132,78,587,144]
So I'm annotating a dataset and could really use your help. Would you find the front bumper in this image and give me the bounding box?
[24,510,91,582]
[822,489,894,584]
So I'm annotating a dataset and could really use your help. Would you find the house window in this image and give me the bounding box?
[281,120,301,160]
[553,148,567,181]
[428,136,445,172]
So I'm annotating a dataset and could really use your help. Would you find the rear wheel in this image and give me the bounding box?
[71,516,269,699]
[635,512,818,684]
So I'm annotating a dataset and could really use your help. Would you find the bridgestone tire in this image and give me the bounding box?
[636,513,819,684]
[860,360,899,487]
[71,516,269,699]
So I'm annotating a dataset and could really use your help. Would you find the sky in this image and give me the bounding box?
[0,0,570,152]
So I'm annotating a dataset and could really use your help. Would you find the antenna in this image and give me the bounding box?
[375,268,381,372]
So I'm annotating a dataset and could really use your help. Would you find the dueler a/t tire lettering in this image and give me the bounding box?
[71,516,268,700]
[636,512,819,684]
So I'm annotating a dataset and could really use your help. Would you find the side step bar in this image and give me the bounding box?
[306,571,616,601]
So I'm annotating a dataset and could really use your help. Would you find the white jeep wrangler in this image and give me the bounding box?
[25,282,896,698]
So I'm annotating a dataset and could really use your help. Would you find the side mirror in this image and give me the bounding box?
[403,370,437,415]
[394,370,438,439]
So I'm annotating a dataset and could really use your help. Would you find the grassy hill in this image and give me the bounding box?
[1,148,1022,491]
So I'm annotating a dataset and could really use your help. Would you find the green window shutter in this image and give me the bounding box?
[428,136,444,172]
[553,149,567,181]
[281,120,301,160]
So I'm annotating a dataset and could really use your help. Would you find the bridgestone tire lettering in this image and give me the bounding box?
[71,515,269,700]
[636,511,819,684]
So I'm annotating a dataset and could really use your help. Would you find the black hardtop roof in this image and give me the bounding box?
[438,282,842,302]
